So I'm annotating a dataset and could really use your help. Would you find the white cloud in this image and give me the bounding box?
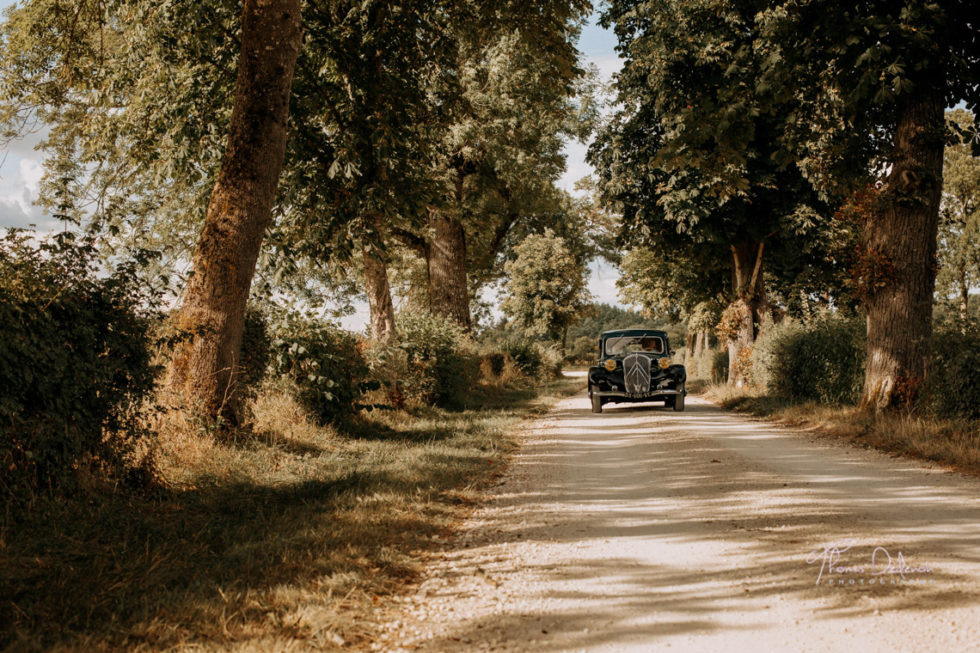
[0,151,56,231]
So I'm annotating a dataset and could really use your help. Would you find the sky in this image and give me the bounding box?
[0,3,627,329]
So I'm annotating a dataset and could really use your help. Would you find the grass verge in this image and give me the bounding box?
[0,375,583,651]
[699,383,980,475]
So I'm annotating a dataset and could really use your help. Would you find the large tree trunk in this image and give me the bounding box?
[861,90,944,411]
[362,215,396,343]
[427,209,471,329]
[726,242,767,385]
[166,0,302,420]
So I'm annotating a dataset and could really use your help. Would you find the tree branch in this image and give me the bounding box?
[391,227,428,256]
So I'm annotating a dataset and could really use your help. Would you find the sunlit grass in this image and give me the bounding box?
[0,375,583,651]
[700,383,980,474]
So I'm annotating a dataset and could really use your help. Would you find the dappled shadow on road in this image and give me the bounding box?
[411,395,980,650]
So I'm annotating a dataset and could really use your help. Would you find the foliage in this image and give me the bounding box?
[501,229,590,343]
[758,1,980,198]
[268,313,369,425]
[497,338,544,377]
[928,321,980,420]
[566,302,669,340]
[239,306,272,396]
[0,230,159,498]
[590,0,849,354]
[752,316,865,405]
[393,310,479,408]
[617,247,726,321]
[937,109,980,319]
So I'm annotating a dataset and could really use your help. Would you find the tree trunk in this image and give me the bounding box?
[427,209,471,329]
[726,242,767,385]
[362,215,396,343]
[861,90,944,411]
[165,0,302,420]
[693,329,705,359]
[684,330,696,363]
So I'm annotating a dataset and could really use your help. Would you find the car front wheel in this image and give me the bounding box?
[672,392,685,412]
[591,392,603,414]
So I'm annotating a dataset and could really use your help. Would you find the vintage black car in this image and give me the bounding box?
[588,329,687,413]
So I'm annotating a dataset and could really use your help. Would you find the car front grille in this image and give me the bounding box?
[623,353,651,394]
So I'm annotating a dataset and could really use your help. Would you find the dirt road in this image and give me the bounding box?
[375,388,980,652]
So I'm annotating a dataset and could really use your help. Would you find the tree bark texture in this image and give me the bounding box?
[693,330,706,360]
[363,215,396,343]
[684,331,696,363]
[427,209,471,330]
[166,0,302,420]
[861,90,944,411]
[727,242,767,385]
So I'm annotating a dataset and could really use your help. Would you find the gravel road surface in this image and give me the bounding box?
[374,387,980,652]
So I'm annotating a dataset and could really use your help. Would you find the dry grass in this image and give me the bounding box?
[700,383,980,475]
[0,375,582,651]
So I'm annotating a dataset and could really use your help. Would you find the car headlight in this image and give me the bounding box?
[604,358,616,372]
[658,357,670,370]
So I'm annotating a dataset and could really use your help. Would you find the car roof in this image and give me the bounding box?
[600,329,668,339]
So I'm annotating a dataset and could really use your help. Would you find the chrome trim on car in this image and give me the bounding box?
[623,353,651,394]
[593,389,683,398]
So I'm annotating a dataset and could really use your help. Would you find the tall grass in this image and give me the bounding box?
[702,383,980,474]
[0,376,582,651]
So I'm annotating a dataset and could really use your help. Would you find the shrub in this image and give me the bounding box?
[481,352,507,377]
[395,311,479,408]
[0,230,159,497]
[929,322,980,419]
[239,306,272,395]
[268,313,369,424]
[753,316,865,405]
[566,335,597,363]
[538,343,565,379]
[500,338,543,377]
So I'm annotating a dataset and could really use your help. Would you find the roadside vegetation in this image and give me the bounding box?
[690,314,980,475]
[1,292,581,648]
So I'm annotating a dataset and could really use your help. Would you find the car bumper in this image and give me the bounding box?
[593,388,685,399]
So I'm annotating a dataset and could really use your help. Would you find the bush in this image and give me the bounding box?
[268,313,369,424]
[753,316,865,405]
[395,311,479,408]
[0,231,158,497]
[481,352,507,377]
[239,306,272,395]
[539,343,565,379]
[566,335,597,364]
[500,338,543,377]
[929,322,980,419]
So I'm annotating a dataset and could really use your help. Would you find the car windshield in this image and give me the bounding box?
[604,335,665,356]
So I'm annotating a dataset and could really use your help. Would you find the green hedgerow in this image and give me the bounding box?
[928,321,980,419]
[752,315,865,405]
[0,230,159,499]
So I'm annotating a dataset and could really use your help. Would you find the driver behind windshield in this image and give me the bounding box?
[640,337,662,353]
